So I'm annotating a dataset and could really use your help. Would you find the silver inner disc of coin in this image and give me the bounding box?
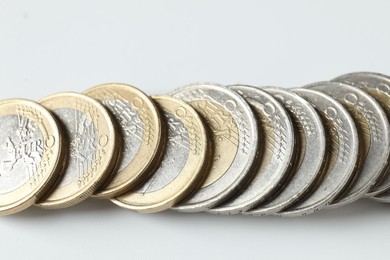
[135,112,189,194]
[307,82,389,206]
[244,87,326,216]
[208,85,295,215]
[54,108,99,187]
[170,83,259,212]
[333,72,390,197]
[101,98,143,172]
[277,88,359,216]
[0,114,44,194]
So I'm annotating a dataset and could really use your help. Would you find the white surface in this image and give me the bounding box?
[0,1,390,259]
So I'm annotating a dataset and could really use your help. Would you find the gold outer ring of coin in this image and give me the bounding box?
[84,83,164,198]
[0,99,64,215]
[111,95,210,213]
[35,93,120,209]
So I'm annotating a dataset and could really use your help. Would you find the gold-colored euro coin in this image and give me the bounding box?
[84,83,164,198]
[0,99,64,215]
[36,93,120,209]
[112,96,209,213]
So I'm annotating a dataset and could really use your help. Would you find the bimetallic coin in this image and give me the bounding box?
[0,99,63,215]
[112,96,209,213]
[171,83,259,212]
[209,85,295,215]
[333,72,390,196]
[307,82,390,205]
[36,93,119,209]
[244,88,326,216]
[278,88,358,215]
[85,83,164,198]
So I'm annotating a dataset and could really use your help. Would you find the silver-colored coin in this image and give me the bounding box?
[103,101,142,172]
[170,83,259,212]
[137,112,189,193]
[112,95,209,213]
[0,115,44,194]
[208,85,296,215]
[55,108,99,187]
[332,72,390,197]
[278,88,359,216]
[307,81,390,206]
[244,87,326,216]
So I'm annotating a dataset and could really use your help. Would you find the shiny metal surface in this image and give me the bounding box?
[171,83,259,212]
[55,108,99,187]
[85,83,164,198]
[244,87,326,216]
[332,72,390,196]
[0,115,44,194]
[307,82,390,206]
[209,85,295,215]
[137,112,189,193]
[112,96,209,213]
[0,99,63,215]
[36,93,119,209]
[279,88,358,215]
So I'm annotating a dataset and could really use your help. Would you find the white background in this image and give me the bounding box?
[1,1,390,259]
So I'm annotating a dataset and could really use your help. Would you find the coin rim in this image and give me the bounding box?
[332,72,390,196]
[243,87,327,216]
[35,92,120,209]
[111,95,209,213]
[84,83,164,198]
[276,88,359,215]
[305,82,386,207]
[0,99,64,215]
[170,83,259,212]
[208,85,296,215]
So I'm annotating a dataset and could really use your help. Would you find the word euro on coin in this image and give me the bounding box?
[171,83,259,212]
[209,85,295,215]
[112,96,209,213]
[85,83,164,198]
[0,99,64,215]
[36,93,120,209]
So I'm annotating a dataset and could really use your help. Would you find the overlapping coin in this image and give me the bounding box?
[3,71,390,217]
[85,83,165,198]
[170,83,259,212]
[112,96,210,213]
[36,93,120,209]
[307,82,390,206]
[0,99,64,215]
[209,85,296,215]
[281,88,359,215]
[244,88,327,216]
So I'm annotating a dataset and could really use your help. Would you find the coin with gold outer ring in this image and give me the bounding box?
[0,99,64,215]
[112,96,209,213]
[85,83,164,198]
[36,93,120,209]
[170,83,259,212]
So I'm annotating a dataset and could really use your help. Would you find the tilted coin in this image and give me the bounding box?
[244,88,326,216]
[170,83,259,212]
[332,72,390,196]
[36,93,120,209]
[84,83,164,198]
[0,99,64,215]
[279,88,358,215]
[112,96,209,213]
[307,82,390,205]
[209,85,296,215]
